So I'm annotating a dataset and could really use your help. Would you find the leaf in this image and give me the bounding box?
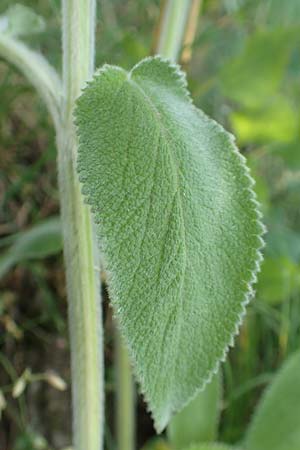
[263,0,300,27]
[0,4,45,38]
[0,217,62,279]
[167,372,221,449]
[269,141,300,171]
[14,430,48,450]
[181,444,237,450]
[244,351,300,450]
[0,13,61,126]
[220,30,294,108]
[230,97,298,144]
[266,225,300,263]
[75,56,264,431]
[257,257,300,305]
[235,0,300,28]
[141,438,171,450]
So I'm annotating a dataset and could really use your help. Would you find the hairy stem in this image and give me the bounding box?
[0,33,61,130]
[115,329,135,450]
[59,1,104,449]
[156,0,192,61]
[0,6,104,448]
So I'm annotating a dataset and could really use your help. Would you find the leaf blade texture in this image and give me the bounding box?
[75,56,264,431]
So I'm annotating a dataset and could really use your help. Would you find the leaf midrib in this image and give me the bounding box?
[126,72,188,415]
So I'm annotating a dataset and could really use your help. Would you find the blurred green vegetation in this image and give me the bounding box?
[0,0,300,449]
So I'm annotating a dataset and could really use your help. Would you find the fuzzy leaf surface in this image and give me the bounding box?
[244,351,300,450]
[75,56,264,431]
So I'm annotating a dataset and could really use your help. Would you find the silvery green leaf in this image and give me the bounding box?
[244,351,300,450]
[0,4,45,37]
[75,56,264,431]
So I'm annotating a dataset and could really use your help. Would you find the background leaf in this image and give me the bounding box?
[220,29,294,108]
[167,372,221,449]
[260,0,300,27]
[244,350,300,450]
[181,444,237,450]
[230,97,298,144]
[0,3,45,37]
[0,217,62,278]
[257,257,300,305]
[141,438,171,450]
[75,56,264,431]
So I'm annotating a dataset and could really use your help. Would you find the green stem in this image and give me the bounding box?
[115,329,135,450]
[59,1,104,450]
[0,33,61,130]
[156,0,192,61]
[0,2,103,449]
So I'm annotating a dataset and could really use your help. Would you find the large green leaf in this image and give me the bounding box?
[244,351,300,450]
[75,56,264,431]
[167,372,221,449]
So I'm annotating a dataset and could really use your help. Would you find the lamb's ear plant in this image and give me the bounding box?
[74,8,264,436]
[0,1,264,449]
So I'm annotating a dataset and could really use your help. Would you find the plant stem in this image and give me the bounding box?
[0,34,61,129]
[156,0,192,61]
[181,0,202,65]
[59,1,104,450]
[0,2,103,449]
[115,329,135,450]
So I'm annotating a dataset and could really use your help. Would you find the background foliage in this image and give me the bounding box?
[0,0,299,449]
